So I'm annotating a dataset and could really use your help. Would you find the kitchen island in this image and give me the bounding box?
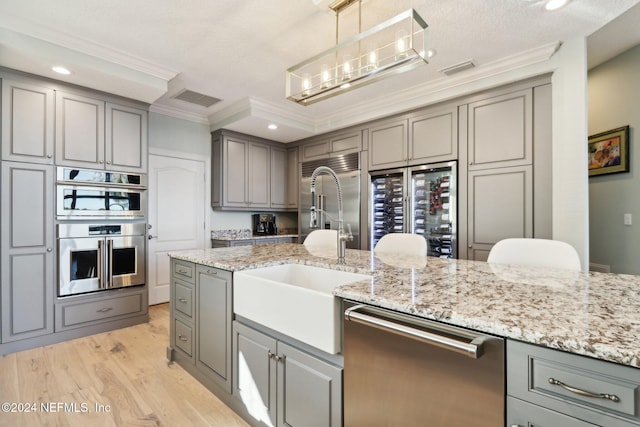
[170,243,640,367]
[169,243,640,426]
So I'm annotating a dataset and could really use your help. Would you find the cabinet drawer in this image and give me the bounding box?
[229,239,254,246]
[174,280,194,319]
[174,318,193,358]
[173,259,195,283]
[508,396,597,426]
[58,293,143,329]
[508,340,640,425]
[254,238,278,245]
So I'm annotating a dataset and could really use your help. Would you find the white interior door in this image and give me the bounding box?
[148,152,206,305]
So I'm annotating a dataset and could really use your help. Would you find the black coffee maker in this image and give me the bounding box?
[252,213,277,235]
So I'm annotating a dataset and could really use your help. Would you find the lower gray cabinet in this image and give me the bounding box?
[196,265,233,393]
[232,321,342,427]
[507,339,640,426]
[1,162,54,343]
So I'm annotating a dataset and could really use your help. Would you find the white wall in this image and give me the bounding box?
[588,44,640,274]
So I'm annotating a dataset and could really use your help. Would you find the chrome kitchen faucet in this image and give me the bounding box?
[309,166,353,264]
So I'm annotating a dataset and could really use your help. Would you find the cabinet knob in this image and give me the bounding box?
[46,247,53,252]
[106,160,111,165]
[46,154,52,159]
[99,160,104,164]
[468,245,472,248]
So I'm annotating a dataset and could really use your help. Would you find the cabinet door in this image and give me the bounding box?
[277,341,342,427]
[468,88,532,170]
[270,146,287,208]
[248,142,270,208]
[330,131,361,155]
[232,321,277,427]
[1,79,55,164]
[467,166,532,261]
[286,147,299,209]
[1,162,54,342]
[105,102,148,172]
[409,104,458,165]
[301,139,330,161]
[196,266,232,393]
[368,119,408,170]
[223,137,249,206]
[55,91,105,168]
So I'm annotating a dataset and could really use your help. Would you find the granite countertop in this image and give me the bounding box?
[169,243,640,368]
[211,234,299,241]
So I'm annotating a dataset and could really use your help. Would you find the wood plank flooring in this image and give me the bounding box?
[0,304,248,427]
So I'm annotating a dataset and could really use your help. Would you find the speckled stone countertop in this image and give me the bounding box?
[169,243,640,368]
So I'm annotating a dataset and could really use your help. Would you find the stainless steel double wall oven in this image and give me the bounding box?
[56,167,147,297]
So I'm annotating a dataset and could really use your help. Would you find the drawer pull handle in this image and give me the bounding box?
[207,269,217,275]
[178,334,188,342]
[548,377,620,402]
[178,298,187,303]
[177,269,188,274]
[96,307,113,313]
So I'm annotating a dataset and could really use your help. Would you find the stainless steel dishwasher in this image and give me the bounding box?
[343,303,505,426]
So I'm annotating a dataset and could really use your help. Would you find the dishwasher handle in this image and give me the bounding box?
[345,304,487,359]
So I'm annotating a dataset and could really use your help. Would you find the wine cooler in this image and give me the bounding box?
[369,161,457,258]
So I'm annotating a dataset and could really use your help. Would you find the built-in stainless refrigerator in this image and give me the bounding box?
[370,161,457,258]
[300,152,361,249]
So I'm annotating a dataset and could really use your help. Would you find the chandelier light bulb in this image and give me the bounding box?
[301,73,311,96]
[366,43,378,71]
[396,29,408,60]
[342,54,353,81]
[321,63,331,89]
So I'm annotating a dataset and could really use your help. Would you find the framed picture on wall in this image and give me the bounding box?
[588,125,630,177]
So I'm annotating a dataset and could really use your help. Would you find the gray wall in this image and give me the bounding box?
[588,44,640,274]
[148,112,210,156]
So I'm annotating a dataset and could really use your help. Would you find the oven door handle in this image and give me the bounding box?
[97,240,104,289]
[345,304,487,359]
[107,239,113,288]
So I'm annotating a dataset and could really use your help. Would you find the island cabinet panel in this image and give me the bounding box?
[233,321,343,427]
[1,162,54,343]
[507,340,640,426]
[1,78,55,164]
[508,396,598,426]
[170,259,196,364]
[196,265,232,393]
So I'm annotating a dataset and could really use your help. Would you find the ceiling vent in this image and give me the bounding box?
[439,59,476,76]
[171,89,221,108]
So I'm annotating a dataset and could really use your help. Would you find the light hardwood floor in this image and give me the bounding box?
[0,304,248,427]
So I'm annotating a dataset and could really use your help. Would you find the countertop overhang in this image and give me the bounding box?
[169,243,640,369]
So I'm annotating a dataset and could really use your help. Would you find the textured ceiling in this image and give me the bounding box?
[1,0,639,142]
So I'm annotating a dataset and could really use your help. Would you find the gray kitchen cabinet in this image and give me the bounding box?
[467,88,532,170]
[286,147,298,209]
[409,104,458,165]
[368,118,408,170]
[507,339,640,426]
[170,259,196,364]
[54,290,146,331]
[232,321,342,427]
[55,91,148,172]
[300,130,362,162]
[1,78,55,164]
[270,146,287,209]
[213,130,285,210]
[196,265,233,393]
[1,162,54,342]
[466,165,533,261]
[368,102,458,171]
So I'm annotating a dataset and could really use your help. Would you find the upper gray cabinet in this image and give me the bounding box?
[286,147,299,210]
[467,88,532,170]
[213,129,297,211]
[1,79,55,164]
[300,130,362,162]
[368,102,458,171]
[55,91,148,172]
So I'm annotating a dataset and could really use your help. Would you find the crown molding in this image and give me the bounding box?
[0,14,178,80]
[149,104,210,125]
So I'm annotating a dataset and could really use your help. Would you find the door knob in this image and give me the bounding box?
[148,234,157,240]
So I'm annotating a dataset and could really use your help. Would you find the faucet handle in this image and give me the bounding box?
[346,223,354,241]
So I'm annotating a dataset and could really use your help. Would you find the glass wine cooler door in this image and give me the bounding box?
[371,172,405,248]
[411,162,456,258]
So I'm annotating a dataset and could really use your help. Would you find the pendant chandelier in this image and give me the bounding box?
[286,0,429,105]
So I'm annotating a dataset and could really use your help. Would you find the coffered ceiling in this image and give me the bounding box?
[1,0,639,142]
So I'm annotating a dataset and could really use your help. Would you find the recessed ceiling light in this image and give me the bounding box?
[545,0,569,11]
[268,124,278,130]
[52,66,71,75]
